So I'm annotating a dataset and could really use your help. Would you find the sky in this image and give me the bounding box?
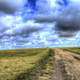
[0,0,80,49]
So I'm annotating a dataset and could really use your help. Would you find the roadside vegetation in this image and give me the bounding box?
[62,47,80,54]
[0,48,52,80]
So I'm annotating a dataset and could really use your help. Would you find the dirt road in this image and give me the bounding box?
[53,49,80,80]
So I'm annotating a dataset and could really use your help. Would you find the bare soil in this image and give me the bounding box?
[53,49,80,80]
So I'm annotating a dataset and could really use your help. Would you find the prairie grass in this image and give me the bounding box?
[63,47,80,54]
[0,48,51,80]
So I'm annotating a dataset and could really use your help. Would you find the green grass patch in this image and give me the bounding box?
[63,47,80,54]
[0,48,49,58]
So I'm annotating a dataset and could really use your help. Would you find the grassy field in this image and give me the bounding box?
[63,47,80,54]
[0,48,52,80]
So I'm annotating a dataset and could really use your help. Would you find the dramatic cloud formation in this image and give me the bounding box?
[0,0,26,13]
[55,1,80,37]
[0,0,79,49]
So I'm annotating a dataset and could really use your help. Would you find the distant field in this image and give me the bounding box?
[0,48,50,58]
[0,48,52,80]
[63,48,80,54]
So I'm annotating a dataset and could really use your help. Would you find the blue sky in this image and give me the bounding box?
[0,0,80,49]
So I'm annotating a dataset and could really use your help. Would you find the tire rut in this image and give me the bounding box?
[37,55,54,80]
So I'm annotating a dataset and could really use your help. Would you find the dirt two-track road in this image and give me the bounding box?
[53,49,80,80]
[37,49,80,80]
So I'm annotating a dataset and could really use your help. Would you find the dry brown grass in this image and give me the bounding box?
[0,48,50,80]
